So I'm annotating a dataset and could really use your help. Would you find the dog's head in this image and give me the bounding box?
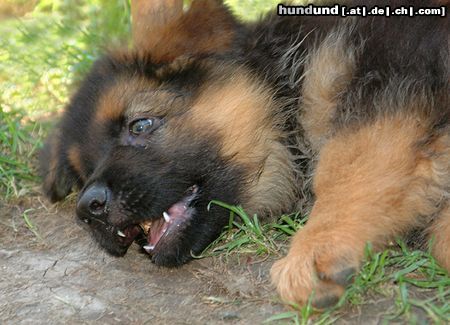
[40,0,297,266]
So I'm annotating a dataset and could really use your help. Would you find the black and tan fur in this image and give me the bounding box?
[40,0,449,308]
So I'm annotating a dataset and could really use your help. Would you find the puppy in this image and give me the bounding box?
[40,0,449,307]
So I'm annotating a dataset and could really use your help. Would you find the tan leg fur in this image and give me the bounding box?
[271,116,450,307]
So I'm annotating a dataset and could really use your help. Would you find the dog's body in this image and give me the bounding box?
[40,0,449,307]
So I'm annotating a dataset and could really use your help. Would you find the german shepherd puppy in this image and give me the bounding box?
[40,0,449,307]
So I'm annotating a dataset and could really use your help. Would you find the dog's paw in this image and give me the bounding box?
[271,230,361,308]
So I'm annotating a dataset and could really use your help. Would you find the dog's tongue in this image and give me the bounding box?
[140,201,189,252]
[148,218,167,248]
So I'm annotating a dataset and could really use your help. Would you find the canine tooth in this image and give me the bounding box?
[143,245,154,253]
[163,212,171,223]
[117,230,126,238]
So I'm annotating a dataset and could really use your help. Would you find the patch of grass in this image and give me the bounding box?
[0,106,43,198]
[197,200,306,259]
[0,0,130,198]
[21,207,43,240]
[326,243,449,323]
[265,297,315,325]
[226,0,281,20]
[205,202,449,324]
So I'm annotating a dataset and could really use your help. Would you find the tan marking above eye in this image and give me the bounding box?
[95,77,157,123]
[126,89,188,118]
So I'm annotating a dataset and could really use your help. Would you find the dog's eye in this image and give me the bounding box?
[129,118,159,136]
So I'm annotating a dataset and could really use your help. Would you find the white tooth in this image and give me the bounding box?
[143,245,154,253]
[163,212,171,223]
[117,230,126,238]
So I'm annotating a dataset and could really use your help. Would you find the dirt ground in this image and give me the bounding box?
[0,195,432,324]
[0,196,288,324]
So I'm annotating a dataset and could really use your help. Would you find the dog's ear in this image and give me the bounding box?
[131,0,240,62]
[39,131,80,202]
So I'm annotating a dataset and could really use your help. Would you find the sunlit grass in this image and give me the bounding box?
[206,203,449,324]
[198,200,306,258]
[0,106,43,198]
[0,0,130,197]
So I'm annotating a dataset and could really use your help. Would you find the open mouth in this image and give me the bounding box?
[115,185,200,254]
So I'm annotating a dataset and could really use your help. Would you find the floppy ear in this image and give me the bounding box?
[39,131,80,202]
[131,0,240,62]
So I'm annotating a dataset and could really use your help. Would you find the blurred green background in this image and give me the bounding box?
[0,0,280,198]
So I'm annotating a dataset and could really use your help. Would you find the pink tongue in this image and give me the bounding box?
[168,201,187,218]
[148,202,188,247]
[148,219,166,247]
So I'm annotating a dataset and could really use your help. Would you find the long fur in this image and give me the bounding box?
[40,0,449,307]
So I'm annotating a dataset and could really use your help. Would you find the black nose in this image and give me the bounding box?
[77,183,110,222]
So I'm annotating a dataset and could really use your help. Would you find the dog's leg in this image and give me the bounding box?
[428,205,450,271]
[271,115,450,308]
